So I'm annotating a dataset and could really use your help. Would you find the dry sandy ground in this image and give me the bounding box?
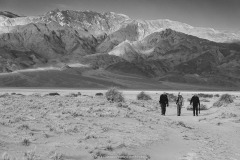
[0,89,240,160]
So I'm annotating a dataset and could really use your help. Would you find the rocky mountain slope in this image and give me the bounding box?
[0,10,240,88]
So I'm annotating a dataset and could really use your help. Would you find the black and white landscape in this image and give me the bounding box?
[1,0,240,160]
[0,9,240,89]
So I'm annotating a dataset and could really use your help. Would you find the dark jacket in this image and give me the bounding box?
[159,94,169,105]
[190,95,200,106]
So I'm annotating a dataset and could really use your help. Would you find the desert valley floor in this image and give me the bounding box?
[0,89,240,160]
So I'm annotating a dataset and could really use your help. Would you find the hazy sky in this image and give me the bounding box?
[0,0,239,32]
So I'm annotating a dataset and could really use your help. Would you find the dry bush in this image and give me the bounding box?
[117,103,128,108]
[0,93,10,98]
[219,94,234,103]
[24,150,37,160]
[93,151,108,159]
[213,94,234,107]
[137,91,152,100]
[51,152,64,160]
[18,124,30,130]
[166,93,177,102]
[118,152,132,160]
[48,92,60,96]
[65,93,78,97]
[22,138,31,146]
[175,121,193,129]
[198,93,213,98]
[105,145,114,151]
[202,99,210,102]
[105,87,124,102]
[95,93,104,96]
[220,112,237,119]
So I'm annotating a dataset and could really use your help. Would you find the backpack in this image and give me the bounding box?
[177,96,183,105]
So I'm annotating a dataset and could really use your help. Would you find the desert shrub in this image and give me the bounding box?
[65,93,77,97]
[220,113,237,119]
[118,152,132,160]
[187,104,208,110]
[48,92,60,96]
[202,99,210,102]
[18,124,30,130]
[105,87,124,102]
[22,138,31,146]
[175,121,193,129]
[198,93,213,98]
[31,93,41,97]
[200,104,208,110]
[117,103,128,108]
[0,93,9,98]
[95,93,104,96]
[166,93,177,102]
[213,94,234,107]
[93,151,108,159]
[105,145,114,151]
[219,94,234,103]
[137,91,152,100]
[51,152,64,160]
[24,150,37,160]
[214,94,220,97]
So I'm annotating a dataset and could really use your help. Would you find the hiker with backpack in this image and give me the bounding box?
[159,92,169,116]
[190,94,201,116]
[176,92,184,116]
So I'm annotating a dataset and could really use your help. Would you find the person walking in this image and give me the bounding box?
[159,92,169,116]
[190,94,200,116]
[176,92,184,116]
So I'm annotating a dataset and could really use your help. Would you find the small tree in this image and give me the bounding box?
[105,87,124,102]
[137,91,152,100]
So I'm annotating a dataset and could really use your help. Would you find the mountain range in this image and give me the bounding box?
[0,9,240,89]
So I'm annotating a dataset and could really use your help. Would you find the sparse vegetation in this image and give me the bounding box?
[18,124,30,130]
[51,152,64,160]
[175,121,193,129]
[48,92,60,96]
[220,112,237,119]
[105,87,124,102]
[118,152,132,160]
[105,145,114,151]
[22,138,31,146]
[166,93,177,102]
[93,151,108,159]
[137,91,152,100]
[213,94,234,107]
[202,99,210,102]
[66,93,78,97]
[24,150,37,160]
[198,93,213,98]
[95,93,104,96]
[0,93,10,98]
